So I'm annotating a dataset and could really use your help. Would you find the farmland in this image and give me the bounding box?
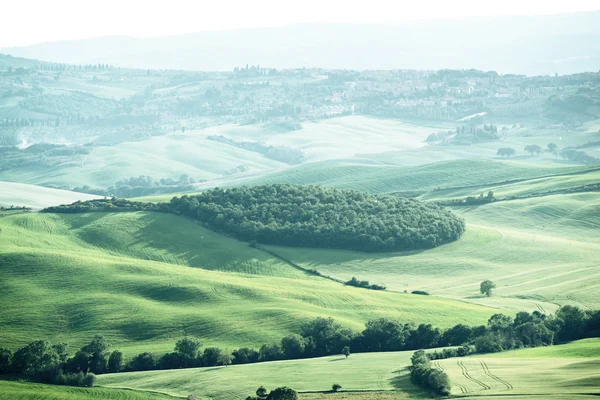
[0,211,498,356]
[94,339,600,399]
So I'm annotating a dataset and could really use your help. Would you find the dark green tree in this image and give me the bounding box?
[480,280,496,297]
[107,350,123,373]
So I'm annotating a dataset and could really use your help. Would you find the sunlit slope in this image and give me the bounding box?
[209,116,447,162]
[97,340,600,400]
[137,159,588,202]
[421,168,600,201]
[0,181,100,209]
[0,133,286,188]
[98,350,421,399]
[268,192,600,312]
[0,381,172,400]
[0,212,497,355]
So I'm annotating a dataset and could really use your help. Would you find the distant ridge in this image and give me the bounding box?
[3,12,600,75]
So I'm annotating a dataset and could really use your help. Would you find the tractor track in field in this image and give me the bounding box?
[434,361,445,372]
[458,360,490,391]
[376,372,386,390]
[480,360,513,390]
[535,303,546,313]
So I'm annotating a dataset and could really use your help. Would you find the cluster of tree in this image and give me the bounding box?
[439,191,495,206]
[245,386,298,400]
[72,174,199,198]
[497,147,516,158]
[560,148,599,165]
[409,350,451,396]
[344,277,386,291]
[165,185,466,252]
[206,136,305,165]
[0,337,117,387]
[524,144,543,156]
[43,198,160,213]
[0,144,92,171]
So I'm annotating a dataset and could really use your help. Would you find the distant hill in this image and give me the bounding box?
[3,12,600,75]
[0,181,99,209]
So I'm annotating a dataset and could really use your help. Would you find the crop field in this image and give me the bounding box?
[440,356,600,398]
[268,191,600,312]
[421,168,600,201]
[135,158,590,203]
[0,211,498,356]
[96,339,600,400]
[0,181,100,209]
[0,380,173,400]
[97,350,422,399]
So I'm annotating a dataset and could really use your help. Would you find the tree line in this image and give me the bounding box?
[2,305,598,390]
[45,185,465,253]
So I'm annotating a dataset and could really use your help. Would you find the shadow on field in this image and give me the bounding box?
[389,369,413,390]
[328,357,347,362]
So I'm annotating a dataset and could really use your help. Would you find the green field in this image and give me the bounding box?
[266,191,600,312]
[0,380,173,400]
[0,211,498,356]
[0,181,99,209]
[95,339,600,400]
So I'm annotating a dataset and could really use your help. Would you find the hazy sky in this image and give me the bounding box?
[2,0,600,48]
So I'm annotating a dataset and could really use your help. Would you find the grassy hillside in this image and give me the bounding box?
[486,338,600,359]
[136,159,591,202]
[0,211,497,356]
[0,181,99,209]
[421,168,600,201]
[267,192,600,312]
[0,381,173,400]
[98,350,422,399]
[96,339,600,399]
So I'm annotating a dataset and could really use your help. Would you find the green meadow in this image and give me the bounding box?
[94,339,600,399]
[0,211,498,356]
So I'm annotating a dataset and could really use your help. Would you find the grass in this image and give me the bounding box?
[0,181,99,210]
[421,168,600,201]
[485,338,600,359]
[97,350,422,399]
[265,192,600,312]
[0,380,173,400]
[95,339,600,400]
[0,211,498,357]
[135,158,592,202]
[440,356,600,398]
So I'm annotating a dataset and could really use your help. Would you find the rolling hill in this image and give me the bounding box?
[0,181,100,209]
[4,12,600,75]
[0,211,498,356]
[95,339,600,400]
[265,192,600,312]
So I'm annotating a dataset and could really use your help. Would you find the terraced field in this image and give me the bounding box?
[0,211,498,356]
[267,192,600,312]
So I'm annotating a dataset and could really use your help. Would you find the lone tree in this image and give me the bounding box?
[496,148,516,158]
[342,346,350,358]
[547,143,558,152]
[332,383,342,392]
[480,280,496,297]
[524,144,542,156]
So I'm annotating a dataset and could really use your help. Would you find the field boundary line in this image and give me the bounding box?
[480,360,513,390]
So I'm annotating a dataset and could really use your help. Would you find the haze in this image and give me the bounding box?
[2,0,600,48]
